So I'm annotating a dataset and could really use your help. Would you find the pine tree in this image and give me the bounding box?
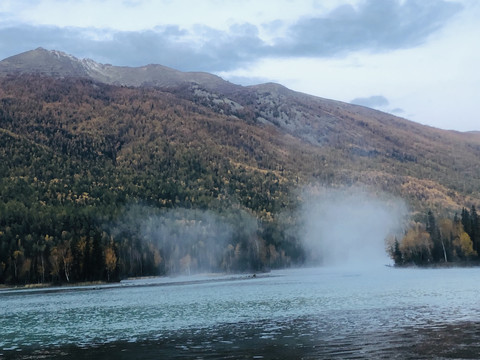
[393,238,403,265]
[461,208,472,238]
[470,205,480,255]
[427,210,444,262]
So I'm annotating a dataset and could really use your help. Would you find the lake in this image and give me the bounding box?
[1,266,480,359]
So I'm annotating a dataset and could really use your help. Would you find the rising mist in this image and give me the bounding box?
[299,186,408,269]
[110,205,261,276]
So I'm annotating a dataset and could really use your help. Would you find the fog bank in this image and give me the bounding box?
[299,186,408,269]
[110,205,261,275]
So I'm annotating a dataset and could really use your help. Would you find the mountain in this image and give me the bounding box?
[0,47,238,92]
[1,48,480,283]
[1,48,480,213]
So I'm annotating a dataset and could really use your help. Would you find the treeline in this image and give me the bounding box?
[0,200,303,285]
[390,206,480,266]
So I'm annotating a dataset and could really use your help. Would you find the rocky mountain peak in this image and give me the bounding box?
[0,48,238,93]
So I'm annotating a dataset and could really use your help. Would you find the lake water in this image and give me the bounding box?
[1,266,480,359]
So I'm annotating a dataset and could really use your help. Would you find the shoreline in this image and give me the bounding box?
[2,263,479,290]
[0,272,265,293]
[393,260,480,269]
[0,280,109,292]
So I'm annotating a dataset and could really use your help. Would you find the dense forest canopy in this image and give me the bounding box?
[1,74,479,285]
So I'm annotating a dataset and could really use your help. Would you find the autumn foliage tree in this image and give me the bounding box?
[391,209,479,265]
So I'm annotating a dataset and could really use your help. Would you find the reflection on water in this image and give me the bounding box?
[1,267,480,359]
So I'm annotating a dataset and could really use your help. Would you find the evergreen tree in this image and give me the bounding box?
[91,234,104,280]
[393,238,403,265]
[471,205,480,255]
[427,210,444,262]
[453,212,460,225]
[461,208,472,238]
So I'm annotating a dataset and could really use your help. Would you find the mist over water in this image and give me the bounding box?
[142,208,234,274]
[111,205,260,275]
[109,185,408,277]
[300,186,408,269]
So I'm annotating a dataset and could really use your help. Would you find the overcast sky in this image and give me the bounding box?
[0,0,478,131]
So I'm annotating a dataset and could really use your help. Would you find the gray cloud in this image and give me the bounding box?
[350,96,407,115]
[278,0,462,56]
[0,0,462,72]
[350,95,390,108]
[0,24,267,71]
[221,75,274,86]
[391,108,405,114]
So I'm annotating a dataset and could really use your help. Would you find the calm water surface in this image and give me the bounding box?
[1,266,480,359]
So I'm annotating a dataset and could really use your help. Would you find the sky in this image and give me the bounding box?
[0,0,478,132]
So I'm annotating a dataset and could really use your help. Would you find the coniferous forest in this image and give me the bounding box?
[390,207,480,266]
[1,73,480,285]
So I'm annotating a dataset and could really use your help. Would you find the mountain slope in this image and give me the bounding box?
[1,49,480,283]
[1,48,480,212]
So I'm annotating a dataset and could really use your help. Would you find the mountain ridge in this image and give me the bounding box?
[0,48,239,92]
[1,48,479,215]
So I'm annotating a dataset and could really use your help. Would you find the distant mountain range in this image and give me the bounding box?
[0,47,236,91]
[1,47,480,216]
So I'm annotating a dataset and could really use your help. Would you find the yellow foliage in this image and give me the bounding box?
[20,258,32,278]
[104,246,117,273]
[454,232,477,258]
[49,247,61,277]
[399,224,432,262]
[153,248,162,268]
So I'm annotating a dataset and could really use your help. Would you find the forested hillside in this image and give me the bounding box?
[0,75,305,284]
[1,65,480,284]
